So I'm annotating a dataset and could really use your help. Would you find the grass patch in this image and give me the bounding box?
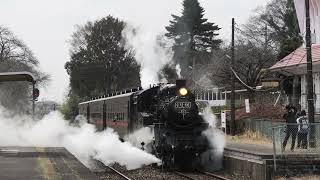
[227,129,273,145]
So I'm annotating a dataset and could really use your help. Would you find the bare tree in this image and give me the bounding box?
[209,0,299,90]
[0,26,50,113]
[210,20,278,90]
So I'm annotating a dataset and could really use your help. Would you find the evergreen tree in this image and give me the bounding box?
[261,0,302,59]
[165,0,222,77]
[65,16,140,98]
[280,0,302,58]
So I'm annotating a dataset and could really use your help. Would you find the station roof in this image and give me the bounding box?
[270,45,320,75]
[0,71,36,83]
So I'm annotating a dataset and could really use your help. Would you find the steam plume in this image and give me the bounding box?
[201,107,225,171]
[176,64,182,79]
[126,127,153,146]
[0,106,160,170]
[122,25,173,89]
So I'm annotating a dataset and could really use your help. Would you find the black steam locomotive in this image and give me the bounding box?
[79,80,209,169]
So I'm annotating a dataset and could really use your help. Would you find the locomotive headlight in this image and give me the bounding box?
[179,88,188,96]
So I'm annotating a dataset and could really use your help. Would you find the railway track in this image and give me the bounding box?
[202,171,230,180]
[93,160,133,180]
[175,171,198,180]
[175,171,230,180]
[95,159,230,180]
[106,165,133,180]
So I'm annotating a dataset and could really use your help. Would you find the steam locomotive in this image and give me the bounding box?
[79,80,209,169]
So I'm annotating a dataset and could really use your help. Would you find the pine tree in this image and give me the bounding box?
[165,0,222,77]
[262,0,302,59]
[280,0,302,59]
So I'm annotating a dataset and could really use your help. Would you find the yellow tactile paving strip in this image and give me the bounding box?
[36,147,61,180]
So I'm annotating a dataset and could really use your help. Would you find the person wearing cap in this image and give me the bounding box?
[282,104,298,152]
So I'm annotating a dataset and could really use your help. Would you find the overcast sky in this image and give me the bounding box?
[0,0,269,103]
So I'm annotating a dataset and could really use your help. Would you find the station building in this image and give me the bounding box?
[270,0,320,113]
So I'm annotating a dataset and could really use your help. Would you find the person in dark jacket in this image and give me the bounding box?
[296,110,309,149]
[282,105,298,152]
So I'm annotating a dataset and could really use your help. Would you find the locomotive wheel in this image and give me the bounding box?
[152,144,176,171]
[161,153,175,171]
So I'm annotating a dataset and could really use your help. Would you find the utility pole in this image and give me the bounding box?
[305,0,316,147]
[192,56,196,91]
[231,18,236,136]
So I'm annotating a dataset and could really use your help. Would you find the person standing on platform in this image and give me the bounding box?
[282,105,298,152]
[296,110,309,149]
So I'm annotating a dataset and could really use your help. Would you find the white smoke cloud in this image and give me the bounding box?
[176,64,182,79]
[201,107,225,171]
[0,106,160,170]
[125,127,154,149]
[122,25,173,89]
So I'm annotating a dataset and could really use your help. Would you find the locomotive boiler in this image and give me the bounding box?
[79,80,209,169]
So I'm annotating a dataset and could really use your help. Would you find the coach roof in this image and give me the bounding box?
[79,92,134,105]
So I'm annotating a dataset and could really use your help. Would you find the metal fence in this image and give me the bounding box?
[243,119,283,139]
[272,123,320,155]
[271,123,320,171]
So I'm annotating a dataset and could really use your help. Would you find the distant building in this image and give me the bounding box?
[271,1,320,113]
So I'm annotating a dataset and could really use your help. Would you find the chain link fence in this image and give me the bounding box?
[272,123,320,155]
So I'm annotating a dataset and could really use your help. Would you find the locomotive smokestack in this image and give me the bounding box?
[176,79,186,89]
[176,79,188,96]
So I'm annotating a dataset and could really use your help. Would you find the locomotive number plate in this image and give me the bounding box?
[175,101,191,109]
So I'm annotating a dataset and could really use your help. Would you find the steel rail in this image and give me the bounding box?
[202,171,230,180]
[175,171,198,180]
[106,165,132,180]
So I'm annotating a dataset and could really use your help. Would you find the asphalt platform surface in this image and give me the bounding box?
[0,146,99,180]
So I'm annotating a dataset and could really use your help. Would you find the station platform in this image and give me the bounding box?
[224,142,320,180]
[225,142,274,160]
[225,142,320,159]
[0,146,99,180]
